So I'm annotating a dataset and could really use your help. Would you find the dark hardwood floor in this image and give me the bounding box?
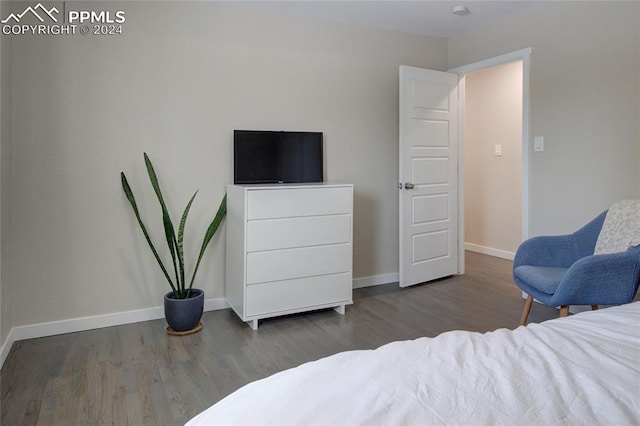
[1,252,559,425]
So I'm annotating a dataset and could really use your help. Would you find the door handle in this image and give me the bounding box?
[404,182,415,190]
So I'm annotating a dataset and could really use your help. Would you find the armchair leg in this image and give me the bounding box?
[559,305,569,317]
[591,305,599,311]
[519,295,534,326]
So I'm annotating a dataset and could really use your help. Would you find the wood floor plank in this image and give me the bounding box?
[1,252,561,425]
[22,399,40,426]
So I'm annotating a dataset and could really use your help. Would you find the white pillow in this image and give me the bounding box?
[594,200,640,255]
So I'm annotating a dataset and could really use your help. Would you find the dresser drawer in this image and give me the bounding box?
[245,273,352,316]
[247,214,351,252]
[246,243,351,284]
[247,186,351,219]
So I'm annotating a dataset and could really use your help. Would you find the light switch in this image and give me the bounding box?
[494,144,502,156]
[534,136,544,152]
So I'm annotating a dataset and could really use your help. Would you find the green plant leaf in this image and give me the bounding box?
[177,190,198,299]
[121,172,177,294]
[188,193,227,296]
[123,154,227,300]
[144,153,181,292]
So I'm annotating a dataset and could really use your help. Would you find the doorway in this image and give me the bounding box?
[449,48,531,272]
[397,49,530,285]
[463,60,523,260]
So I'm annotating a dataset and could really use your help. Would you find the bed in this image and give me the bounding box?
[187,302,640,425]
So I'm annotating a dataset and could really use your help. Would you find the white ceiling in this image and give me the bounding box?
[226,1,546,38]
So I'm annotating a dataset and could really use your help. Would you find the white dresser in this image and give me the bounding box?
[225,183,353,329]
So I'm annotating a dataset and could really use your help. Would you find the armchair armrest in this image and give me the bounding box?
[513,234,579,269]
[551,247,640,306]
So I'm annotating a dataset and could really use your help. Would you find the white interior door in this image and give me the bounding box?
[399,66,459,288]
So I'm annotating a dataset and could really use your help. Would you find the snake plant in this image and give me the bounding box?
[121,153,226,299]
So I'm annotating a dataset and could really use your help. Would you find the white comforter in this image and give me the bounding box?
[187,303,640,425]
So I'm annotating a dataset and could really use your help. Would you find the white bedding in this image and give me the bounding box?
[187,303,640,425]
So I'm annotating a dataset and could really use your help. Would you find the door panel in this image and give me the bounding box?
[411,120,449,147]
[412,230,450,262]
[412,81,451,110]
[413,194,449,224]
[399,66,459,287]
[412,157,448,184]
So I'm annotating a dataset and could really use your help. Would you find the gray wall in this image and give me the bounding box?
[1,0,13,347]
[449,1,640,236]
[2,1,639,338]
[5,2,447,327]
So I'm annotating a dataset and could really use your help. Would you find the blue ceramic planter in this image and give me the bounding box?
[164,289,204,332]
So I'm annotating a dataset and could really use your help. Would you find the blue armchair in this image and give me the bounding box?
[513,211,640,326]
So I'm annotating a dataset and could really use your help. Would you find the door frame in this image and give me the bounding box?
[448,47,532,273]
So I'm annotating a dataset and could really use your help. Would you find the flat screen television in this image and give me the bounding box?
[234,130,324,184]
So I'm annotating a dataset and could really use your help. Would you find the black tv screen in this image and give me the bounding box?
[234,130,324,184]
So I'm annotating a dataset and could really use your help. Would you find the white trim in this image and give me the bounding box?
[448,47,533,244]
[0,275,405,367]
[0,297,229,368]
[456,75,466,275]
[353,273,399,289]
[204,297,229,312]
[521,52,531,241]
[448,47,532,75]
[465,242,515,261]
[0,327,16,367]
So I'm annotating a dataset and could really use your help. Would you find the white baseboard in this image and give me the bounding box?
[465,242,515,261]
[353,273,399,289]
[0,327,16,368]
[1,275,402,368]
[0,297,229,368]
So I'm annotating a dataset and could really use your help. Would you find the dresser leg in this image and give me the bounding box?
[248,319,259,330]
[333,305,346,315]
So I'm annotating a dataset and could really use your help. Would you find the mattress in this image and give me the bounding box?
[187,302,640,425]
